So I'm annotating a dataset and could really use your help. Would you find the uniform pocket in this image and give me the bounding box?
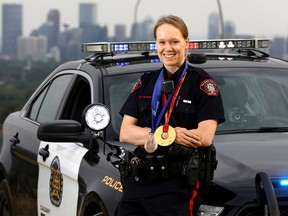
[138,98,152,127]
[175,102,195,114]
[174,102,197,128]
[138,98,151,113]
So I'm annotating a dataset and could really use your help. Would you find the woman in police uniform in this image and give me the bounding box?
[117,15,225,216]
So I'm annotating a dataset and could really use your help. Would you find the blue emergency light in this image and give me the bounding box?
[280,179,288,186]
[81,41,157,53]
[81,38,270,54]
[272,177,288,188]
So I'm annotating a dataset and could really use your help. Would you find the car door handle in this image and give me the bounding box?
[10,132,20,147]
[39,144,50,162]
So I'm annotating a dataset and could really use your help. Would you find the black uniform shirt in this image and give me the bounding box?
[119,62,225,156]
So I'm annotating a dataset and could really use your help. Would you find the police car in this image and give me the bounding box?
[1,38,288,216]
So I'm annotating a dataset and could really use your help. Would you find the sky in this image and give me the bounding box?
[1,0,288,40]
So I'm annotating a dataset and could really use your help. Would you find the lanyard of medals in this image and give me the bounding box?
[144,63,188,153]
[154,71,187,146]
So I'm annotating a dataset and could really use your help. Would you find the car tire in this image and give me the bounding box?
[0,179,13,216]
[80,193,108,216]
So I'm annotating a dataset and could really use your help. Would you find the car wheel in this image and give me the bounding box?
[80,193,108,216]
[0,179,13,216]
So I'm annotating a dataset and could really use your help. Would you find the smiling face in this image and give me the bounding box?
[155,23,189,74]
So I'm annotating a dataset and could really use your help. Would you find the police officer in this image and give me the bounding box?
[117,15,225,216]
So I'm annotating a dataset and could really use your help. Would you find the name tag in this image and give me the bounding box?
[183,99,191,104]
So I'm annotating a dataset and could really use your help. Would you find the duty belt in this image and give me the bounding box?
[119,145,217,191]
[129,155,183,181]
[123,149,199,187]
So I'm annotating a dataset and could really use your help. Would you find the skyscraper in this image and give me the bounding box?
[271,37,286,58]
[224,21,236,39]
[17,36,48,61]
[115,25,126,41]
[79,3,97,28]
[47,9,60,48]
[48,9,60,33]
[2,4,23,58]
[140,16,154,41]
[31,9,60,51]
[208,13,219,39]
[37,22,57,50]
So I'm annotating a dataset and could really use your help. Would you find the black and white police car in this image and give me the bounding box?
[1,38,288,216]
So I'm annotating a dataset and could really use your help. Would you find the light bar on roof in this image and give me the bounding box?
[81,41,157,53]
[188,38,270,50]
[81,38,270,53]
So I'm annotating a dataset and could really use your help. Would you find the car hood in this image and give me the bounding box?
[213,132,288,201]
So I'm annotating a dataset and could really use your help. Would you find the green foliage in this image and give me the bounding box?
[0,59,60,126]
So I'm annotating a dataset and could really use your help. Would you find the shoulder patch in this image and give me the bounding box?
[200,79,219,96]
[130,78,142,93]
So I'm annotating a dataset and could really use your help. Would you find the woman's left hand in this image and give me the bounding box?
[174,127,202,148]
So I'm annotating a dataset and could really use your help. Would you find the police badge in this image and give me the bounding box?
[50,156,63,207]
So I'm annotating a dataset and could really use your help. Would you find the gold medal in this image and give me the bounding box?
[154,125,176,146]
[144,133,158,153]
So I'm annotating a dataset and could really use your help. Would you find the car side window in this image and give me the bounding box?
[61,76,91,123]
[27,74,73,123]
[29,87,48,121]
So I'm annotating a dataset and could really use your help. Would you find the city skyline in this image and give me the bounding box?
[1,2,288,62]
[1,0,288,40]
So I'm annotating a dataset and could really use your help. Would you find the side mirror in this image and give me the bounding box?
[37,120,89,142]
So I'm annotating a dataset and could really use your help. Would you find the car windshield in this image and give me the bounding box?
[209,68,288,131]
[104,67,288,140]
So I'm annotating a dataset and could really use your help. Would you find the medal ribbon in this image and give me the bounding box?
[151,63,188,133]
[162,71,187,133]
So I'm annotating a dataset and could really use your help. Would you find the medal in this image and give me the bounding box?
[144,133,158,153]
[150,63,188,150]
[154,125,176,146]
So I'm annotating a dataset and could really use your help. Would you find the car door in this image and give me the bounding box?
[36,73,93,215]
[7,73,75,215]
[37,141,88,215]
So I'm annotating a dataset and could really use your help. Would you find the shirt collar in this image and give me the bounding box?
[164,61,186,83]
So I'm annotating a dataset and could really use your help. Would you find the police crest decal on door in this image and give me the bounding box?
[50,156,63,207]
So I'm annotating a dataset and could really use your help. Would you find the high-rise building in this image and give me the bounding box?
[49,46,61,62]
[2,4,23,58]
[270,37,286,58]
[208,13,219,39]
[48,9,60,33]
[58,28,83,61]
[31,9,60,51]
[130,23,141,41]
[47,9,60,47]
[140,16,154,41]
[131,17,154,41]
[79,3,107,44]
[37,22,57,51]
[224,21,236,39]
[81,24,108,43]
[115,25,126,41]
[17,36,48,61]
[79,3,97,28]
